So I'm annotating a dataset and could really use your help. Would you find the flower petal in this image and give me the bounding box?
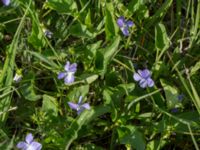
[133,73,142,81]
[44,30,53,38]
[139,79,148,88]
[121,27,129,36]
[68,102,79,110]
[138,69,151,79]
[16,141,28,149]
[26,133,34,144]
[117,17,125,28]
[77,107,85,115]
[69,63,77,73]
[64,73,75,84]
[78,96,83,104]
[30,141,42,150]
[147,78,154,87]
[171,108,178,113]
[178,94,184,101]
[64,61,70,71]
[2,0,10,6]
[81,103,90,110]
[126,21,134,27]
[57,72,66,79]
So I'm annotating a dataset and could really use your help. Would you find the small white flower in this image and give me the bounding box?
[13,73,22,83]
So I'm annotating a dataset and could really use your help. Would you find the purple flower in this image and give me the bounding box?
[43,29,53,38]
[117,16,134,36]
[178,94,184,101]
[68,96,90,115]
[133,69,154,88]
[171,108,179,113]
[16,133,42,150]
[58,61,77,84]
[2,0,10,6]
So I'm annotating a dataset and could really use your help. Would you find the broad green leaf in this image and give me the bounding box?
[128,0,149,19]
[64,105,111,149]
[105,3,118,40]
[117,125,146,150]
[69,23,94,38]
[171,111,200,132]
[42,94,58,117]
[67,85,90,101]
[20,72,41,101]
[155,23,170,61]
[147,140,166,150]
[95,36,120,75]
[155,23,170,51]
[155,111,200,133]
[85,9,92,28]
[45,0,77,15]
[28,10,46,49]
[79,74,98,84]
[103,83,135,121]
[117,83,135,95]
[152,61,169,79]
[160,79,182,109]
[190,61,200,76]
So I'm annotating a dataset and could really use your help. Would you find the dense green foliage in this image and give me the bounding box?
[0,0,200,149]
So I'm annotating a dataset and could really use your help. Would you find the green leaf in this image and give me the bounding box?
[85,9,92,28]
[128,0,149,19]
[42,94,58,117]
[155,23,170,51]
[160,80,182,109]
[45,0,77,15]
[0,2,30,123]
[79,74,99,84]
[103,83,135,121]
[152,61,169,79]
[20,72,41,101]
[171,111,200,132]
[67,85,90,100]
[64,105,111,149]
[145,0,173,28]
[117,125,146,150]
[190,61,200,76]
[26,50,59,69]
[28,11,46,49]
[95,36,120,75]
[155,23,170,61]
[69,23,94,38]
[105,3,118,40]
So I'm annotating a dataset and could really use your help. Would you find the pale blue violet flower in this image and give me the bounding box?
[17,133,42,150]
[2,0,10,6]
[171,108,179,113]
[42,28,53,38]
[58,61,77,84]
[13,73,22,83]
[117,16,134,36]
[178,94,184,101]
[133,69,154,88]
[68,96,90,115]
[44,30,53,38]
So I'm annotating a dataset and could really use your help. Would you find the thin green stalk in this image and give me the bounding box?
[189,0,200,48]
[151,96,199,150]
[127,89,161,111]
[0,0,31,124]
[188,124,200,150]
[187,74,200,114]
